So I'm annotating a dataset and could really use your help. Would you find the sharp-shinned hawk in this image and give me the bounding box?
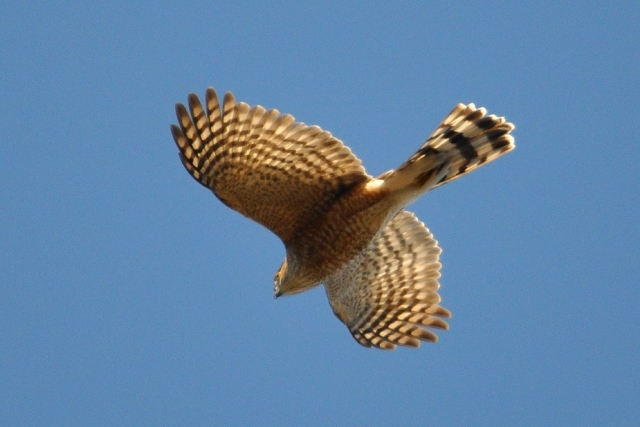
[171,87,514,349]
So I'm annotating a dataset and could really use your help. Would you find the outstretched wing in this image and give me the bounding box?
[171,88,370,243]
[324,210,451,349]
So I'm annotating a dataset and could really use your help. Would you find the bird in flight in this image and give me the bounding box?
[171,87,514,349]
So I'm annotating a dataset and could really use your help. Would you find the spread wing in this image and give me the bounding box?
[171,88,370,242]
[324,210,451,349]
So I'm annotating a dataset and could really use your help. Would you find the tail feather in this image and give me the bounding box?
[381,103,515,194]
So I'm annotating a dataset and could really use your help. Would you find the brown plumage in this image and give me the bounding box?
[171,87,514,349]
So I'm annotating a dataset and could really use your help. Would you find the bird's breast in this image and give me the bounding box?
[285,182,398,285]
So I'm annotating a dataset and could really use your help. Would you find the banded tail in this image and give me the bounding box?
[381,103,515,194]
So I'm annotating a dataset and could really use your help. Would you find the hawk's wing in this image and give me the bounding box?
[324,210,451,349]
[171,88,370,243]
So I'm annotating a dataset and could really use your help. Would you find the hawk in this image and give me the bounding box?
[171,87,514,349]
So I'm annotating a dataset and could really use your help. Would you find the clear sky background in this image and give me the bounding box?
[2,2,639,426]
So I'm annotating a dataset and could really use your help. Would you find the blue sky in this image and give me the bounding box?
[1,1,639,426]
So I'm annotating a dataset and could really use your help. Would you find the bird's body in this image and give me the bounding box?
[171,87,514,349]
[275,178,389,290]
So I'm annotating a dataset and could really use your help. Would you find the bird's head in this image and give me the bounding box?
[273,257,318,298]
[273,258,288,299]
